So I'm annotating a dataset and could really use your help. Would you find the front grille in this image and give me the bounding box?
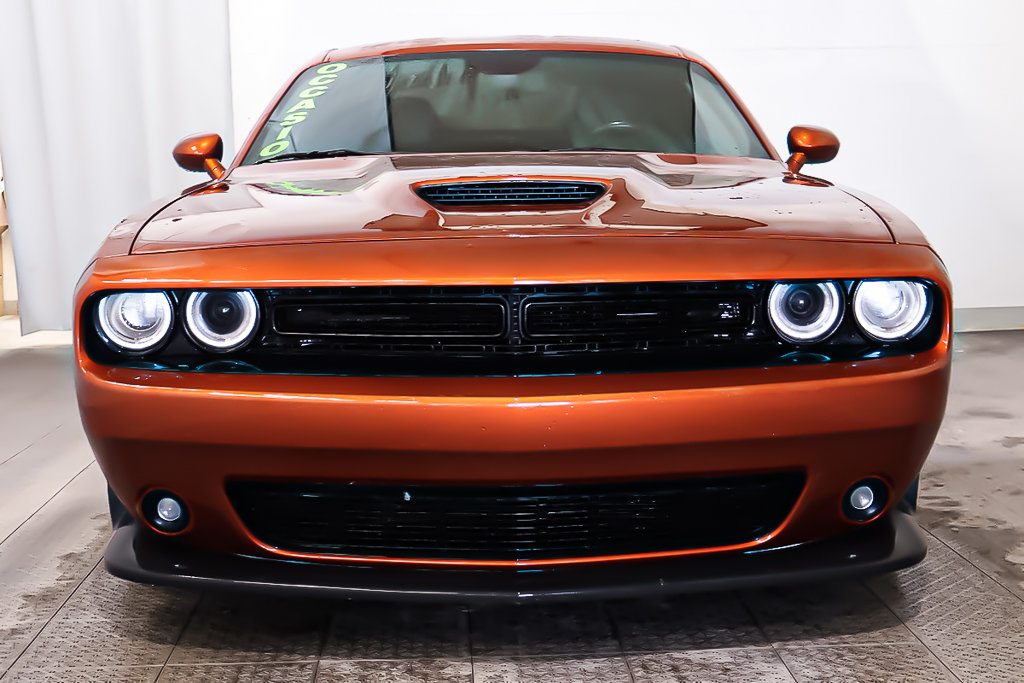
[274,300,506,338]
[83,280,945,376]
[523,297,746,338]
[246,282,774,375]
[415,180,608,207]
[226,473,805,561]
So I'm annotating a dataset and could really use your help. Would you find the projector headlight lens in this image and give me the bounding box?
[96,291,173,352]
[767,281,843,343]
[853,280,930,341]
[185,290,259,351]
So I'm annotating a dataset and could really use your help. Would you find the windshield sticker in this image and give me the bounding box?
[259,63,347,158]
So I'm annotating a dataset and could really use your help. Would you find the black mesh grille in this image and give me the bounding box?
[523,297,746,338]
[274,300,506,338]
[415,180,608,207]
[226,473,806,561]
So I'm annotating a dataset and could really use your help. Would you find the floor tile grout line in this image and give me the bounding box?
[860,577,964,683]
[739,598,800,683]
[6,665,165,673]
[308,658,473,664]
[0,555,105,680]
[466,606,476,683]
[0,458,94,549]
[161,661,320,667]
[311,604,331,683]
[765,641,958,650]
[154,590,205,681]
[919,523,1024,606]
[601,601,636,683]
[470,651,650,660]
[22,663,263,670]
[0,419,65,468]
[616,645,787,657]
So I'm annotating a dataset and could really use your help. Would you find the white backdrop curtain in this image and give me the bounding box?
[0,0,233,332]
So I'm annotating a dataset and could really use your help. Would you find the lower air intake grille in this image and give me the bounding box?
[415,180,608,207]
[226,473,805,562]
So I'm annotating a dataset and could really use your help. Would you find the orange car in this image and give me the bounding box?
[75,38,950,601]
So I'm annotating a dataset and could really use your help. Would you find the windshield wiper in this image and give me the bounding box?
[255,149,372,164]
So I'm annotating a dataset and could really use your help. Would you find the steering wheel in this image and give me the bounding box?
[589,121,636,139]
[587,120,666,150]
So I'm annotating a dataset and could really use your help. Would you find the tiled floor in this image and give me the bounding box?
[1,324,1022,682]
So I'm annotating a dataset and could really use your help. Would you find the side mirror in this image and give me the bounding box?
[173,133,226,180]
[785,126,839,175]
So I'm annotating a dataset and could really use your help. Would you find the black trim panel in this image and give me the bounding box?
[105,511,926,604]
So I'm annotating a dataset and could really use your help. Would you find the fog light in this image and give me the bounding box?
[842,478,889,522]
[156,497,183,523]
[849,485,875,511]
[142,490,190,534]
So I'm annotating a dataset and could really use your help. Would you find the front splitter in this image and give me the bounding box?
[105,511,926,604]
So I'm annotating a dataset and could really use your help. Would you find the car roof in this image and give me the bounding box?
[322,36,695,63]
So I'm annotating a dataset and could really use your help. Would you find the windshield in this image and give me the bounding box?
[243,50,770,164]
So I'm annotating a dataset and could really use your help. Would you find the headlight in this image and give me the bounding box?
[767,281,843,343]
[96,291,173,352]
[184,290,260,351]
[853,280,930,341]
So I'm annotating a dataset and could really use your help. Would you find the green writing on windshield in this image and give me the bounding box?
[259,63,347,158]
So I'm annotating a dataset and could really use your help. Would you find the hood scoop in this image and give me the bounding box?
[414,177,609,209]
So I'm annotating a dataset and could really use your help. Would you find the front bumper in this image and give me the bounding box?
[106,509,926,603]
[77,237,951,588]
[80,347,949,565]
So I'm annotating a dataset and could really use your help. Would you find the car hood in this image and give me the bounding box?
[132,152,891,254]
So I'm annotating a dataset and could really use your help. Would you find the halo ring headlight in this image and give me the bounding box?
[767,281,843,344]
[184,290,260,351]
[853,280,930,342]
[96,291,174,353]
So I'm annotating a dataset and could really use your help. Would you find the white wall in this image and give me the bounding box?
[229,0,1024,324]
[0,0,233,332]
